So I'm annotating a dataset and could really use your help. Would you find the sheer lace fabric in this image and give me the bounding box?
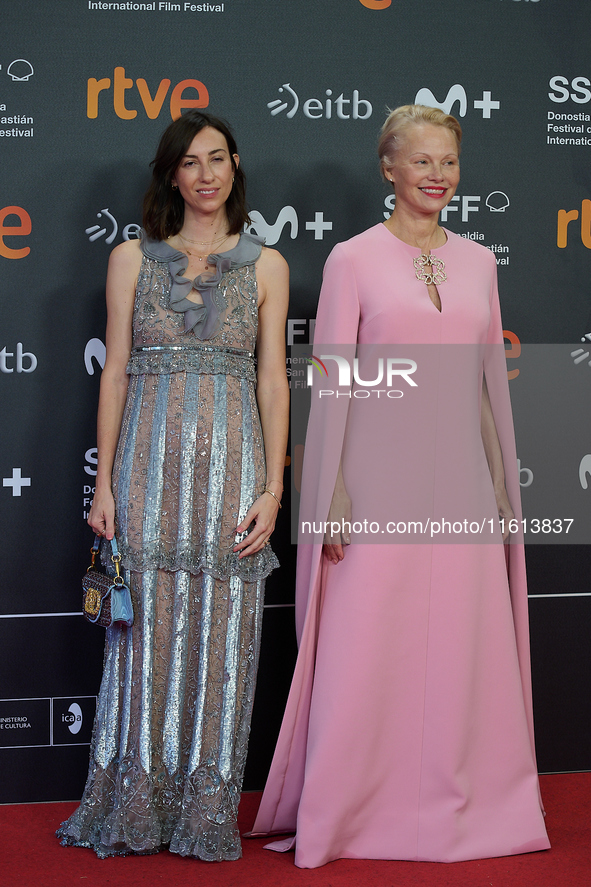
[58,234,277,859]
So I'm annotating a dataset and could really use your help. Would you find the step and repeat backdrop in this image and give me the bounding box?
[1,0,590,802]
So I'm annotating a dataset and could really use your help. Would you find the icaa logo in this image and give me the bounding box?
[62,703,83,735]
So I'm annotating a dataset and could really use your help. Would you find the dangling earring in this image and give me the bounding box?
[172,182,178,190]
[232,176,235,183]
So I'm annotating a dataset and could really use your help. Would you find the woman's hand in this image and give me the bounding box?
[233,489,281,558]
[481,375,514,542]
[323,541,346,565]
[323,469,352,565]
[88,487,116,540]
[495,484,514,542]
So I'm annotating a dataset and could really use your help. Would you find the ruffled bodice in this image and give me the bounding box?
[126,232,263,380]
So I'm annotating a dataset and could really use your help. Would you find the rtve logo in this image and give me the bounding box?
[556,200,591,248]
[87,67,209,120]
[0,206,31,259]
[414,84,500,119]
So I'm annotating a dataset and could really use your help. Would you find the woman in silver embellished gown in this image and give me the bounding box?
[57,112,289,860]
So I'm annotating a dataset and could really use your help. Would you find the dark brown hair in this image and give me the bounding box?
[142,111,249,240]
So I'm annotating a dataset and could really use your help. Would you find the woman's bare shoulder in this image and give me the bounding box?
[257,245,289,278]
[109,237,144,274]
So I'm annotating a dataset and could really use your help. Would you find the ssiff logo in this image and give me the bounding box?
[87,67,208,120]
[384,191,510,224]
[5,59,34,81]
[549,77,591,104]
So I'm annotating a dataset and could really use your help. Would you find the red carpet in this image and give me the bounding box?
[2,774,590,886]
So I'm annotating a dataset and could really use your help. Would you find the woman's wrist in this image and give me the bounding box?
[94,478,113,493]
[265,478,284,490]
[263,486,282,508]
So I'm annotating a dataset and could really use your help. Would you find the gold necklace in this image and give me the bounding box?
[179,231,229,246]
[177,232,230,270]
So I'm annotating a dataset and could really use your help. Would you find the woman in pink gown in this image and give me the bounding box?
[250,106,550,866]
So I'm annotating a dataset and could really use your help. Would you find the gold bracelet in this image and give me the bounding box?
[263,487,282,508]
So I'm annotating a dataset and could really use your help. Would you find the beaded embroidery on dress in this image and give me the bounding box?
[57,232,278,860]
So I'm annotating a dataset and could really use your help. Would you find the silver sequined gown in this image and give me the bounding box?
[58,232,278,860]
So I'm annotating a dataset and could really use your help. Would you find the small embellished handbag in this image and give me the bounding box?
[82,534,134,628]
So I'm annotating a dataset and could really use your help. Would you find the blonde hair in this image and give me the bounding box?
[378,104,462,182]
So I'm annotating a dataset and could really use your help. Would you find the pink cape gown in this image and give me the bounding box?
[250,224,550,867]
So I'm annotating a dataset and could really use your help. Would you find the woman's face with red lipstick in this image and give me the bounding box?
[385,123,460,218]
